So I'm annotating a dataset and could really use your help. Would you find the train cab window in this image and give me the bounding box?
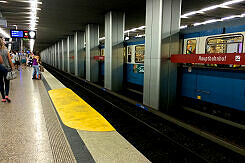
[186,39,197,54]
[206,34,243,54]
[135,45,144,63]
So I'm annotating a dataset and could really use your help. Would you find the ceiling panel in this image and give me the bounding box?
[1,0,245,51]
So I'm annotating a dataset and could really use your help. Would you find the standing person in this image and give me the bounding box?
[0,38,14,102]
[10,51,15,65]
[21,51,27,69]
[15,51,20,71]
[32,52,40,80]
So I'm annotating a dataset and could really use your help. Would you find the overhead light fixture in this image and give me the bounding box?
[99,37,105,41]
[0,27,10,38]
[0,1,7,3]
[193,13,245,26]
[180,25,188,29]
[30,39,35,52]
[135,34,145,38]
[28,0,42,51]
[22,0,42,4]
[181,0,245,18]
[221,15,240,20]
[99,25,146,41]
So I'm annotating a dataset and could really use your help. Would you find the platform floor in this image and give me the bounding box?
[0,69,76,162]
[0,68,150,163]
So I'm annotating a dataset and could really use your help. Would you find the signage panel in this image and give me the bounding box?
[171,53,245,65]
[10,30,36,39]
[94,56,105,61]
[10,30,24,38]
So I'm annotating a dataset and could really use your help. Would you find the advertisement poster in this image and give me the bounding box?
[186,39,196,54]
[133,64,144,73]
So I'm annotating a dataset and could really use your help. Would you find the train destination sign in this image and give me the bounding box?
[10,30,23,38]
[10,30,36,39]
[171,53,245,65]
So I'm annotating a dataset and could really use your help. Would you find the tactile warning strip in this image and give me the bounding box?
[38,81,77,162]
[48,88,115,132]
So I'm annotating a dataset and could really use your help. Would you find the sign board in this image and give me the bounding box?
[94,56,105,61]
[171,53,245,65]
[10,30,36,39]
[10,30,23,38]
[133,64,144,73]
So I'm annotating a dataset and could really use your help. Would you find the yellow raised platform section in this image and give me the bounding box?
[48,88,115,132]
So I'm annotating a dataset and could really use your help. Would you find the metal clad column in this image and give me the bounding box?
[74,32,78,76]
[62,40,65,71]
[55,43,57,68]
[53,45,55,67]
[70,35,75,74]
[58,42,60,69]
[86,24,99,82]
[144,0,181,110]
[104,11,125,91]
[67,36,70,73]
[77,32,85,77]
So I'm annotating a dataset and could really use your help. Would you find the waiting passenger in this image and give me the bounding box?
[21,51,27,69]
[14,51,20,71]
[0,38,15,102]
[32,52,40,80]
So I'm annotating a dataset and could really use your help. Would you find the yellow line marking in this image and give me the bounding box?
[48,88,115,132]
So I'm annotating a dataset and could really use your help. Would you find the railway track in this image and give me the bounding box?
[44,63,245,162]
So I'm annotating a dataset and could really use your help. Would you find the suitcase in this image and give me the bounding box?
[33,71,41,80]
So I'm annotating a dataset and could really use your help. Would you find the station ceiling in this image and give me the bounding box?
[1,0,245,51]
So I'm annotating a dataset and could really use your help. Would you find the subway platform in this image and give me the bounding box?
[0,68,150,163]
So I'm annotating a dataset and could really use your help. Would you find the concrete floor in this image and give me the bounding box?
[0,68,75,162]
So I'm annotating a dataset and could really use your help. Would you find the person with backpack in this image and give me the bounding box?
[0,38,15,102]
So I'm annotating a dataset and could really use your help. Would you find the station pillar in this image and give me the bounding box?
[67,36,70,73]
[53,45,55,67]
[144,0,181,110]
[74,32,78,76]
[58,42,61,69]
[104,11,125,91]
[52,45,55,67]
[86,24,99,82]
[62,40,65,71]
[77,32,86,77]
[55,43,58,68]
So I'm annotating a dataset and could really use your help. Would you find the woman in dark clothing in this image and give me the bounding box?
[0,38,14,102]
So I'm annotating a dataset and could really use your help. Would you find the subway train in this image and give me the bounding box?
[99,37,145,92]
[97,24,245,112]
[181,25,245,111]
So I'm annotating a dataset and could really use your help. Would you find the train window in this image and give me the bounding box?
[186,39,197,54]
[127,46,132,63]
[100,49,104,56]
[135,45,144,63]
[206,34,243,54]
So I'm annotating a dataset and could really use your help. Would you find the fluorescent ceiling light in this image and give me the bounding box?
[0,27,10,38]
[193,13,244,26]
[22,1,42,4]
[180,25,187,29]
[30,39,35,52]
[181,0,245,18]
[135,34,145,38]
[99,37,105,41]
[221,15,240,20]
[0,1,7,3]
